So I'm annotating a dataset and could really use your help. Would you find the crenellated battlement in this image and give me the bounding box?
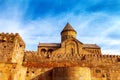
[0,33,20,42]
[0,32,25,46]
[23,52,120,68]
[25,51,37,54]
[24,51,38,62]
[0,32,25,64]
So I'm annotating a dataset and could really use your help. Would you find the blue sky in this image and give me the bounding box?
[0,0,120,55]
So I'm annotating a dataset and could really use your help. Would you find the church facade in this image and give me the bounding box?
[0,23,120,80]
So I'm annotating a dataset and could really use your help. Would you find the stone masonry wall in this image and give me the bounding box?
[53,67,91,80]
[0,42,14,62]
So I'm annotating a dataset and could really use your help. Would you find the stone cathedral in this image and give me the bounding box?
[0,23,120,80]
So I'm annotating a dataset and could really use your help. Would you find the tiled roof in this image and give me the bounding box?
[38,43,60,47]
[61,23,76,33]
[83,44,100,49]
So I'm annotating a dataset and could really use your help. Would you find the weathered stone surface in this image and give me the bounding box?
[53,67,91,80]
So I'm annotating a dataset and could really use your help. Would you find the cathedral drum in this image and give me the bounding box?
[52,67,91,80]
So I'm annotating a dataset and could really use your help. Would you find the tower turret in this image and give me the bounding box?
[61,23,77,42]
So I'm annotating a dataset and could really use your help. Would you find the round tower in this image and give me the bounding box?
[53,67,91,80]
[61,23,77,42]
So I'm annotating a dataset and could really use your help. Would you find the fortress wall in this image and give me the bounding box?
[53,67,91,80]
[11,34,25,64]
[79,54,120,64]
[0,42,14,62]
[13,65,27,80]
[24,51,40,62]
[0,33,25,64]
[90,68,120,80]
[0,33,15,62]
[24,53,120,68]
[26,67,53,80]
[90,68,108,80]
[0,63,16,80]
[110,69,120,80]
[0,63,27,80]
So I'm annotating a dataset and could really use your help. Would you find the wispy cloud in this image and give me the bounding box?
[0,0,120,55]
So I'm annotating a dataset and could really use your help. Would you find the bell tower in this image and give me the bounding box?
[61,23,77,42]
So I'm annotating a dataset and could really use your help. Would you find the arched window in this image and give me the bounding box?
[41,49,46,54]
[48,49,53,54]
[46,49,53,58]
[71,48,74,55]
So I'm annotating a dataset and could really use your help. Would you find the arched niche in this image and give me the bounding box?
[48,49,53,54]
[64,39,79,55]
[41,49,47,54]
[47,49,53,58]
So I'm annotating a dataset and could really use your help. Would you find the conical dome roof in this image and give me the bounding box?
[61,23,76,34]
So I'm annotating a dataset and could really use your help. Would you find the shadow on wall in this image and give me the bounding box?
[31,69,53,80]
